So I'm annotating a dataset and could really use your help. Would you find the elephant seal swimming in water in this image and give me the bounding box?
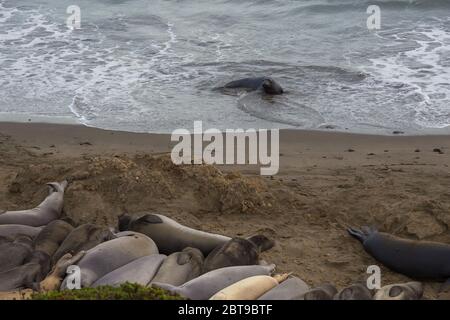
[119,213,231,255]
[203,235,275,273]
[0,225,43,239]
[151,247,204,286]
[258,276,310,300]
[52,224,115,265]
[93,254,166,287]
[223,77,284,95]
[0,235,33,272]
[153,264,275,300]
[0,181,68,227]
[374,281,423,300]
[210,274,289,300]
[61,232,158,288]
[348,226,450,283]
[34,220,74,258]
[334,283,373,300]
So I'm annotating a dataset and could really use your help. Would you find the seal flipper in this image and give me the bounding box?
[347,227,368,243]
[46,180,68,194]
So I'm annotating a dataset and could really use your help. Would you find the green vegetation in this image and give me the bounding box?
[31,282,185,300]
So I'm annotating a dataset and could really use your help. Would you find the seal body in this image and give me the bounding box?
[93,254,166,287]
[334,283,373,300]
[258,276,310,300]
[375,282,423,300]
[61,232,158,288]
[119,213,230,255]
[0,236,33,272]
[153,264,275,300]
[0,225,43,239]
[223,77,284,95]
[203,235,274,273]
[0,181,68,227]
[151,247,204,286]
[348,226,450,280]
[34,220,74,258]
[301,284,338,300]
[52,224,115,265]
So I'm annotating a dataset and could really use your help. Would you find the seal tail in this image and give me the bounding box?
[46,180,68,194]
[347,227,370,243]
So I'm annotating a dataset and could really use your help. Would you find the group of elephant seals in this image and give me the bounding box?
[375,282,423,300]
[203,235,275,273]
[151,247,204,286]
[153,264,276,300]
[61,232,158,288]
[348,226,450,281]
[34,220,74,258]
[258,276,310,300]
[51,224,115,265]
[222,77,284,95]
[118,213,231,255]
[93,254,166,287]
[0,181,67,227]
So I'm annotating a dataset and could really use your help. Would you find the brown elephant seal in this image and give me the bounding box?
[151,247,204,286]
[152,264,276,300]
[61,232,158,288]
[258,276,310,300]
[34,220,74,258]
[93,254,166,287]
[0,181,68,227]
[301,284,338,300]
[0,235,34,272]
[39,251,86,292]
[334,283,373,300]
[119,213,231,255]
[348,226,450,282]
[0,225,43,239]
[374,282,423,300]
[52,224,115,266]
[222,77,284,95]
[203,235,275,273]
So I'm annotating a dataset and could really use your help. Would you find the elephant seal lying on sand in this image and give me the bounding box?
[119,213,231,255]
[34,220,74,258]
[334,283,373,300]
[222,77,284,95]
[348,226,450,283]
[0,225,43,239]
[258,276,310,300]
[0,181,68,227]
[61,232,158,288]
[374,281,423,300]
[0,236,33,272]
[153,264,276,300]
[151,247,204,286]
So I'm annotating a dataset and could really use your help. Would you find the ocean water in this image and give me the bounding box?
[0,0,449,134]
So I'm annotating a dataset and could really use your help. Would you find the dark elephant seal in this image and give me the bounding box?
[152,264,275,300]
[0,181,68,227]
[301,284,338,300]
[119,213,231,255]
[34,220,74,258]
[151,247,204,286]
[61,232,158,288]
[203,235,275,273]
[93,254,166,287]
[52,224,115,265]
[258,276,310,300]
[375,281,423,300]
[0,225,43,239]
[0,235,33,272]
[348,226,450,281]
[223,77,284,95]
[334,283,373,300]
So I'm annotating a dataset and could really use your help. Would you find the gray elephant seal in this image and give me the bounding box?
[119,213,231,255]
[151,247,204,286]
[0,225,43,239]
[93,254,166,287]
[348,226,450,281]
[223,77,284,95]
[0,236,33,272]
[61,232,158,288]
[375,282,423,300]
[203,235,275,273]
[334,283,373,300]
[258,276,310,300]
[301,284,338,300]
[52,224,115,266]
[153,264,275,300]
[0,181,68,227]
[34,220,74,258]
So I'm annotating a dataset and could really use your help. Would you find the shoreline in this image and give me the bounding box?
[1,121,450,298]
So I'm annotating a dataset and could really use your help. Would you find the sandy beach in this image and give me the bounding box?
[1,122,450,299]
